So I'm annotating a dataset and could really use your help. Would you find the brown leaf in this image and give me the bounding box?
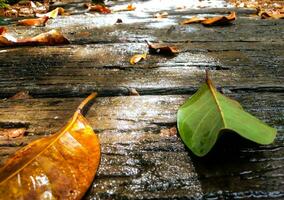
[147,41,179,55]
[126,4,136,11]
[114,4,136,12]
[9,91,32,100]
[180,16,206,25]
[130,53,147,64]
[129,88,140,96]
[17,16,49,26]
[36,7,66,18]
[85,3,111,14]
[0,93,101,199]
[154,12,168,19]
[259,10,284,19]
[0,29,70,47]
[0,128,26,139]
[0,27,7,35]
[201,12,236,26]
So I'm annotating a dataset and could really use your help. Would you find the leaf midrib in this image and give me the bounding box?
[207,79,227,128]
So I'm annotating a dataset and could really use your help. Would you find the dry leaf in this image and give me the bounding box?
[0,128,26,139]
[0,93,100,199]
[126,4,136,11]
[180,16,206,25]
[259,10,284,19]
[9,91,32,100]
[0,27,15,46]
[0,29,70,46]
[114,4,136,12]
[201,12,236,26]
[129,88,140,96]
[36,7,65,18]
[17,16,49,26]
[0,27,7,35]
[85,3,111,14]
[154,12,168,19]
[147,41,179,55]
[130,53,147,64]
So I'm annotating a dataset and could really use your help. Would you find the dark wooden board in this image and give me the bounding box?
[0,42,283,97]
[0,2,283,199]
[0,93,283,199]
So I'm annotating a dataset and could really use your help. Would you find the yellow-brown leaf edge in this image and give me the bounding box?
[0,93,100,200]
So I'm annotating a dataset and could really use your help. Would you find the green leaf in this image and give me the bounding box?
[177,77,277,157]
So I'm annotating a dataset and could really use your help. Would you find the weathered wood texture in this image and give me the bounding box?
[0,94,283,199]
[0,2,283,199]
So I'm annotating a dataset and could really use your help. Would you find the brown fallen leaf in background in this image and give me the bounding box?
[17,16,49,26]
[0,128,26,139]
[114,4,136,12]
[2,0,48,17]
[0,93,101,199]
[129,88,140,96]
[258,9,284,19]
[0,27,14,46]
[126,4,136,11]
[154,12,168,19]
[85,3,111,14]
[9,91,33,100]
[146,41,179,55]
[130,53,147,64]
[0,29,70,46]
[202,12,236,26]
[36,7,65,18]
[0,27,7,35]
[180,16,206,25]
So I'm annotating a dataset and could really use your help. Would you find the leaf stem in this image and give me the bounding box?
[205,69,210,82]
[77,92,98,114]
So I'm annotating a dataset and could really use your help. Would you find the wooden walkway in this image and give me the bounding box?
[0,0,283,199]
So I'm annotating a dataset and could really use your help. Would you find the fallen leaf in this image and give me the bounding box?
[0,128,26,139]
[129,88,139,96]
[9,91,33,100]
[126,4,136,11]
[0,27,6,35]
[177,72,277,157]
[85,3,111,14]
[201,12,236,26]
[154,12,168,19]
[146,41,179,55]
[130,52,147,64]
[36,7,65,18]
[259,10,284,19]
[0,29,70,46]
[0,93,101,199]
[114,4,136,12]
[17,16,49,26]
[180,16,206,25]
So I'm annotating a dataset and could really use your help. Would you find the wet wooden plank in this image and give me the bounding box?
[1,13,283,45]
[0,42,283,97]
[0,93,283,199]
